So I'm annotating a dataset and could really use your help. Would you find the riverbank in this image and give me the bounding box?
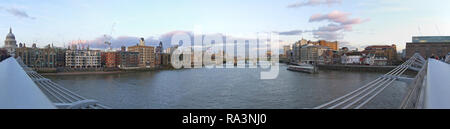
[40,66,176,76]
[317,64,396,72]
[41,71,124,76]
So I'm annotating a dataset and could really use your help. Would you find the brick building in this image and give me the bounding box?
[118,51,139,68]
[406,36,450,59]
[101,51,120,68]
[128,38,155,68]
[309,40,338,51]
[362,44,398,64]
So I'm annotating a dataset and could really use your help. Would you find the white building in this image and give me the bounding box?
[341,53,362,64]
[364,56,388,66]
[65,46,101,68]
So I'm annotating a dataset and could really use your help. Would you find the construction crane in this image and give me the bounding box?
[104,23,116,51]
[104,35,112,50]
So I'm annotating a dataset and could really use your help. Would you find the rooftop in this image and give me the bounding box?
[412,36,450,43]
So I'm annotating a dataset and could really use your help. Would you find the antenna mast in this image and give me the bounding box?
[435,24,441,36]
[418,26,423,36]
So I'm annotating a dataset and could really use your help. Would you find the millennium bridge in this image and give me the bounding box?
[0,54,449,109]
[0,57,109,109]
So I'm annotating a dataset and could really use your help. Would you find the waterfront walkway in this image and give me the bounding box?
[317,64,397,72]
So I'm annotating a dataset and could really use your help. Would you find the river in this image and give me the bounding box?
[45,64,409,109]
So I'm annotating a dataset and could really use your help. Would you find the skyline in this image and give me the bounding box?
[1,0,450,51]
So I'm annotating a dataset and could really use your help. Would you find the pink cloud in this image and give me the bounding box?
[288,0,342,8]
[307,11,369,40]
[278,10,369,41]
[309,10,365,25]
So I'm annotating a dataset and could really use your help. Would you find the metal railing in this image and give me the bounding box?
[314,53,426,109]
[399,60,428,109]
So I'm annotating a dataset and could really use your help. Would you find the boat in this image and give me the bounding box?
[287,64,318,74]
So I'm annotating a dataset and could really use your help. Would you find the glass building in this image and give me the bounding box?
[412,36,450,43]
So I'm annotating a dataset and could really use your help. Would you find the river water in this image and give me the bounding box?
[45,64,409,109]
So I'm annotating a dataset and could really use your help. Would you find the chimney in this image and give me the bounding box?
[139,38,145,46]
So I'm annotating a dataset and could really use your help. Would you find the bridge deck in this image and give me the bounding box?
[0,58,55,109]
[425,59,450,109]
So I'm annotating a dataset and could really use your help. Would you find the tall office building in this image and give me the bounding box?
[155,41,163,66]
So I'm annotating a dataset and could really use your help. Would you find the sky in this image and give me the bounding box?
[1,0,450,51]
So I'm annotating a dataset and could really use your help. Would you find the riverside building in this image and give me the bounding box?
[406,36,450,59]
[65,45,101,68]
[128,38,155,68]
[16,43,58,68]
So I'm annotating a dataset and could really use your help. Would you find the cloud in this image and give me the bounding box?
[275,10,368,41]
[3,8,36,20]
[158,30,194,47]
[311,24,344,40]
[310,26,343,41]
[69,31,194,50]
[69,36,157,50]
[69,31,281,56]
[309,10,366,26]
[309,11,368,40]
[277,30,303,35]
[287,0,342,8]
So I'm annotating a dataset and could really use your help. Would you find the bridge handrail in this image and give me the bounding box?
[0,57,56,109]
[400,60,428,109]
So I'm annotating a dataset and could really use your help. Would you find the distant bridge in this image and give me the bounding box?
[0,57,109,109]
[315,53,450,109]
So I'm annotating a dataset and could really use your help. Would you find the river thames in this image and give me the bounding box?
[45,64,409,109]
